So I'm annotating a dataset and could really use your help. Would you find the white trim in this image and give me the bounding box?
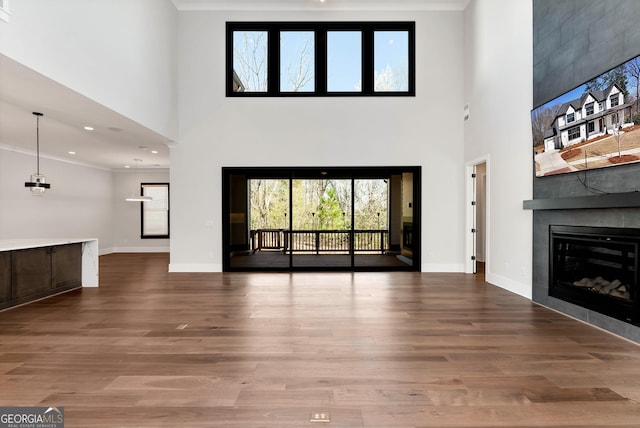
[0,144,170,173]
[99,247,116,256]
[169,263,222,272]
[421,263,465,273]
[0,144,112,171]
[171,0,470,11]
[465,155,490,274]
[486,271,532,300]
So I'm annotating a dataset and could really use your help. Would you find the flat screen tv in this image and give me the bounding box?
[532,54,640,177]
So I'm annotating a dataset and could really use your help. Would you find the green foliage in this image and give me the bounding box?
[249,178,388,231]
[584,65,629,96]
[316,184,346,230]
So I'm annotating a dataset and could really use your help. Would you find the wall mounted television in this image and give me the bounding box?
[532,54,640,177]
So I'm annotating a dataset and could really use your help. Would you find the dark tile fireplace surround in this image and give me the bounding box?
[525,167,640,343]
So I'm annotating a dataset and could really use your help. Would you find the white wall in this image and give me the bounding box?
[0,0,178,141]
[0,148,170,254]
[463,0,533,298]
[171,10,466,272]
[0,147,115,252]
[112,169,170,252]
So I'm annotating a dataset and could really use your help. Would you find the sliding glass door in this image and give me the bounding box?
[223,167,420,272]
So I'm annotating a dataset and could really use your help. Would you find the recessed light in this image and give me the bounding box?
[139,146,148,150]
[68,151,76,155]
[84,126,94,131]
[151,150,158,154]
[125,165,131,168]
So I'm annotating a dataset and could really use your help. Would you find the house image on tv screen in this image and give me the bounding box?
[543,83,632,151]
[532,55,640,177]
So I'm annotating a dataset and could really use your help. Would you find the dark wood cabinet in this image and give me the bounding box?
[52,244,82,289]
[11,246,52,300]
[1,243,83,309]
[0,252,10,303]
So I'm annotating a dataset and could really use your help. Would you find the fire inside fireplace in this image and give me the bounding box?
[550,225,639,326]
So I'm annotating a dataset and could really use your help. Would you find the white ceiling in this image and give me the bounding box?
[1,0,469,171]
[0,54,172,171]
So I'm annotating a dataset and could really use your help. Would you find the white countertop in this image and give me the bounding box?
[0,238,98,252]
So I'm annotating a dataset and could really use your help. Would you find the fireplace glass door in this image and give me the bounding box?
[550,225,639,325]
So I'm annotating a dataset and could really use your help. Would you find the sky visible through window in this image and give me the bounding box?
[233,28,410,93]
[327,31,362,92]
[374,31,409,92]
[281,31,315,92]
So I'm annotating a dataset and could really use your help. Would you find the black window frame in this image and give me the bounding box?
[226,21,415,97]
[568,125,581,140]
[610,94,619,107]
[140,182,170,239]
[585,102,594,116]
[566,112,575,123]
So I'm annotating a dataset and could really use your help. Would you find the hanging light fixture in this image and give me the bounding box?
[24,112,51,195]
[125,159,153,202]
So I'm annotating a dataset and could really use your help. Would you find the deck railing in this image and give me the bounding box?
[251,229,388,254]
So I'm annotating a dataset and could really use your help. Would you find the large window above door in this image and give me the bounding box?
[226,22,415,97]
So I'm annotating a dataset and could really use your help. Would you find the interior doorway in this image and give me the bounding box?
[222,167,421,272]
[466,158,489,275]
[474,162,487,274]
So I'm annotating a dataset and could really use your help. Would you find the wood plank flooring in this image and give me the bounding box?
[0,252,639,427]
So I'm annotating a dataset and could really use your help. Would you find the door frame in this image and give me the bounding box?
[222,166,421,272]
[465,155,490,274]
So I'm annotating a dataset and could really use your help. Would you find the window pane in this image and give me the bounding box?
[280,31,315,92]
[233,31,268,92]
[327,31,362,92]
[142,184,169,237]
[374,31,409,92]
[143,211,169,236]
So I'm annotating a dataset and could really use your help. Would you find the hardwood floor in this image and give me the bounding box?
[0,252,639,427]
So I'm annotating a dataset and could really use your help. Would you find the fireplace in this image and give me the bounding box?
[550,225,639,326]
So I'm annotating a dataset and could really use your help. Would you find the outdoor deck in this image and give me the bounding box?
[230,251,412,270]
[231,228,414,270]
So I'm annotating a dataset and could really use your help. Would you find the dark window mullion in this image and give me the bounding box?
[362,28,374,94]
[269,29,280,94]
[316,30,327,95]
[407,22,416,95]
[226,23,234,96]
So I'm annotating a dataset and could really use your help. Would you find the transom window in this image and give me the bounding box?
[226,22,415,97]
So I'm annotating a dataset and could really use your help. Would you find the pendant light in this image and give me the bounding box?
[125,159,153,202]
[24,112,51,195]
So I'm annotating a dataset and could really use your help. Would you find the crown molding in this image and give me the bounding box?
[171,0,470,12]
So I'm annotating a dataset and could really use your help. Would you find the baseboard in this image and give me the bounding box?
[168,263,222,273]
[421,263,465,273]
[99,247,116,256]
[485,271,532,299]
